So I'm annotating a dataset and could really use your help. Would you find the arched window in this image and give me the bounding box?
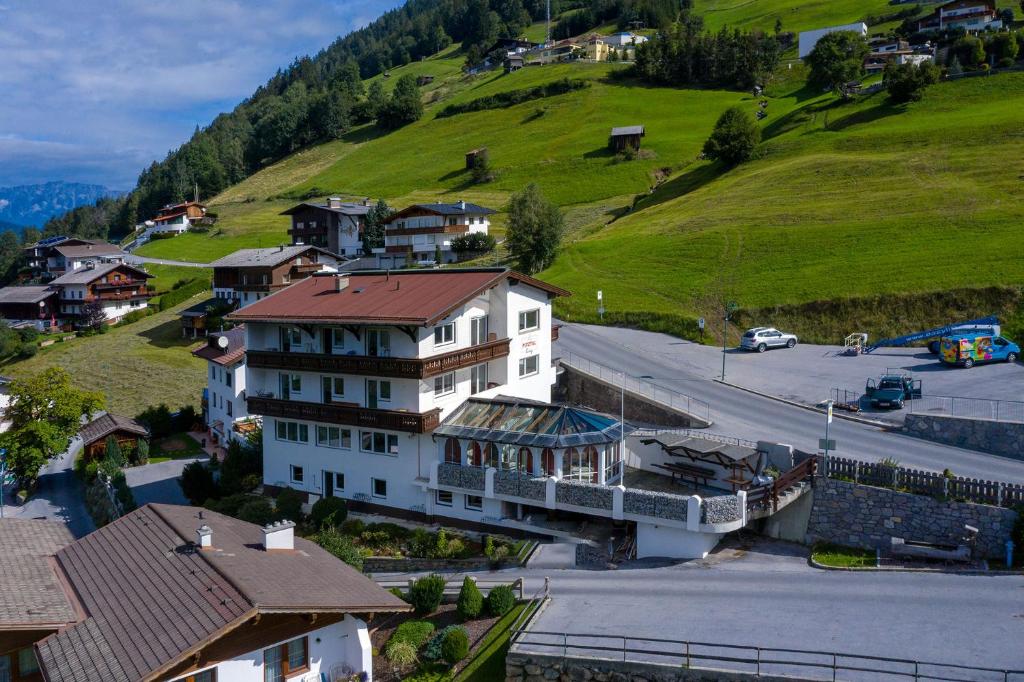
[444,438,462,465]
[468,441,483,467]
[501,444,518,470]
[583,445,600,483]
[562,448,578,480]
[485,443,500,469]
[518,447,534,474]
[541,448,555,476]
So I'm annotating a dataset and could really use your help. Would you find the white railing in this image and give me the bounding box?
[562,352,711,423]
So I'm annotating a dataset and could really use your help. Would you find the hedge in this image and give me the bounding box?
[155,277,211,311]
[436,78,590,118]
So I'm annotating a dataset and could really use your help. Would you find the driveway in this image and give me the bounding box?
[124,456,207,506]
[0,438,94,538]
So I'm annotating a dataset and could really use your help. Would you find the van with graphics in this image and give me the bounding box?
[939,333,1020,368]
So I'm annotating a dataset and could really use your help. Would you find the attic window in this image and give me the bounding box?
[353,288,364,294]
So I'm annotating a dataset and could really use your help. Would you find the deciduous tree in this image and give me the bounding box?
[806,30,870,97]
[884,61,940,103]
[506,183,564,275]
[702,106,761,165]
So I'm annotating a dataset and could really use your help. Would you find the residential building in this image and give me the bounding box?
[79,412,149,460]
[210,245,337,308]
[152,200,208,233]
[798,22,869,59]
[918,0,1002,32]
[0,518,77,681]
[8,504,407,682]
[374,201,495,268]
[864,49,934,73]
[50,262,154,325]
[22,236,128,280]
[604,31,648,48]
[180,296,234,339]
[228,268,567,514]
[504,54,525,72]
[194,325,252,446]
[281,197,372,257]
[524,39,578,65]
[0,285,59,329]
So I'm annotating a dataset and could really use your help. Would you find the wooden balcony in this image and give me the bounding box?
[247,397,440,433]
[385,225,470,237]
[384,244,413,254]
[246,337,511,379]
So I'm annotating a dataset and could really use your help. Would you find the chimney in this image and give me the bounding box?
[362,197,370,206]
[458,200,466,210]
[262,520,295,551]
[278,244,285,252]
[196,525,213,550]
[334,275,350,292]
[328,197,343,209]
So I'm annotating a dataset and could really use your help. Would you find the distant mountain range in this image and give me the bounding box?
[0,181,125,231]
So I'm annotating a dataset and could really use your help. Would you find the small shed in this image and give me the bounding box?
[79,413,149,460]
[465,147,489,170]
[504,55,525,73]
[416,75,435,86]
[609,125,645,152]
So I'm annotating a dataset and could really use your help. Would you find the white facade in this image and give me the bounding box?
[605,31,648,47]
[798,22,868,59]
[206,359,248,445]
[58,282,148,322]
[375,206,492,269]
[169,615,372,682]
[255,277,555,518]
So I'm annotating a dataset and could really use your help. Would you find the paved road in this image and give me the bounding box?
[555,323,1024,482]
[125,457,206,507]
[0,438,94,538]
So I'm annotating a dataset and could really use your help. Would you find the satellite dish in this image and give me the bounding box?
[217,335,229,349]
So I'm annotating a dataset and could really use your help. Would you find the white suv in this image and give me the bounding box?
[741,327,798,352]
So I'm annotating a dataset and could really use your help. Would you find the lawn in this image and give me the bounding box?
[2,299,207,414]
[811,542,876,568]
[694,0,895,34]
[147,432,205,464]
[144,263,212,290]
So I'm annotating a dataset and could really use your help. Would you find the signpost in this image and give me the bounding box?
[597,290,605,321]
[720,302,738,381]
[822,401,834,460]
[698,317,705,342]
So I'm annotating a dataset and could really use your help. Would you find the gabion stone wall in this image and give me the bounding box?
[623,488,688,522]
[555,479,614,510]
[494,470,546,501]
[702,494,742,524]
[437,463,485,491]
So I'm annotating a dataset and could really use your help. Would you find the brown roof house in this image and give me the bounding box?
[210,245,338,310]
[49,262,154,326]
[193,326,252,446]
[0,518,79,681]
[0,285,60,330]
[20,503,408,682]
[78,412,149,461]
[281,198,373,257]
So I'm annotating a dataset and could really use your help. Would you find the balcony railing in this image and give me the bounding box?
[247,396,440,433]
[384,244,414,254]
[246,337,510,379]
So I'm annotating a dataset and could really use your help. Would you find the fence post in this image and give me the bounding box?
[756,647,761,676]
[563,633,568,658]
[832,653,837,682]
[914,660,919,681]
[623,636,627,662]
[544,576,550,597]
[685,641,691,669]
[998,483,1004,507]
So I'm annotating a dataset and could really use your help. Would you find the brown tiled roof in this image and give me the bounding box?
[208,245,334,269]
[36,504,407,682]
[48,263,152,286]
[192,325,246,366]
[0,519,78,629]
[228,268,569,327]
[0,285,58,304]
[77,413,148,448]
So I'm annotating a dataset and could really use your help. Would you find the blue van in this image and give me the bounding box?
[939,333,1020,368]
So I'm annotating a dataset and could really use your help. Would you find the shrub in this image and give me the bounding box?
[486,584,516,617]
[441,627,470,664]
[456,577,483,620]
[156,277,210,312]
[341,518,366,536]
[136,404,174,439]
[179,461,218,505]
[408,574,446,615]
[172,405,197,433]
[703,106,761,165]
[884,61,940,104]
[204,492,253,518]
[310,496,348,529]
[409,527,435,557]
[16,327,39,342]
[450,232,496,256]
[368,522,411,540]
[19,342,37,358]
[436,78,590,118]
[389,587,407,602]
[384,640,418,667]
[135,439,149,465]
[274,486,303,522]
[422,625,467,662]
[313,526,364,570]
[391,620,435,649]
[998,57,1016,68]
[219,439,262,496]
[236,498,275,526]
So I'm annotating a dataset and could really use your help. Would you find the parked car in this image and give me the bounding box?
[865,373,922,410]
[740,327,798,352]
[939,333,1019,368]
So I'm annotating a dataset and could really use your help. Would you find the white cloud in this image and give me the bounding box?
[0,0,401,188]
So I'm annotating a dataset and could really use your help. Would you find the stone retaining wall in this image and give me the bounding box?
[904,413,1024,461]
[559,365,710,428]
[555,479,614,510]
[495,470,547,500]
[806,477,1018,558]
[506,651,813,682]
[623,488,688,521]
[438,463,485,490]
[702,495,741,525]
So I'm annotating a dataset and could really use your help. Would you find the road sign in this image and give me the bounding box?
[597,290,603,301]
[698,317,705,330]
[819,439,836,451]
[827,402,834,424]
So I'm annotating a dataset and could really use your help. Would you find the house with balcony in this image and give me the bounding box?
[228,268,567,514]
[281,197,372,257]
[22,236,128,280]
[194,325,252,446]
[210,245,338,308]
[374,201,495,269]
[0,285,60,330]
[917,0,1002,32]
[50,262,154,324]
[9,504,408,682]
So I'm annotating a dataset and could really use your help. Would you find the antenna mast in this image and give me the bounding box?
[546,0,551,44]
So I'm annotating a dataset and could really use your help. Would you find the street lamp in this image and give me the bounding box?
[597,290,605,322]
[720,301,738,381]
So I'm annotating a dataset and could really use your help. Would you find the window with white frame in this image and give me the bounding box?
[279,372,301,396]
[518,355,539,378]
[433,322,455,346]
[518,309,540,332]
[226,402,233,417]
[281,326,302,347]
[317,425,351,449]
[434,372,455,397]
[290,465,304,484]
[330,328,345,352]
[436,490,453,506]
[275,420,309,443]
[372,478,388,498]
[379,380,392,402]
[361,431,399,455]
[224,370,232,387]
[325,376,345,399]
[470,364,488,394]
[465,495,483,511]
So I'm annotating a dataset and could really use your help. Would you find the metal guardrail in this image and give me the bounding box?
[562,352,711,423]
[375,576,525,600]
[510,630,1024,682]
[909,395,1024,424]
[632,427,757,448]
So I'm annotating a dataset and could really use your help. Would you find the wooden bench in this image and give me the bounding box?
[652,462,717,487]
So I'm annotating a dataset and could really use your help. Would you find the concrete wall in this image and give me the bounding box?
[558,365,710,428]
[904,413,1024,461]
[506,651,818,682]
[806,477,1018,558]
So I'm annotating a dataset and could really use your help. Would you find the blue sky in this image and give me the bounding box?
[0,0,401,190]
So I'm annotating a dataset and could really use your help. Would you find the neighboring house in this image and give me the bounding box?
[525,39,578,65]
[50,262,154,325]
[798,22,868,59]
[152,200,208,233]
[281,197,372,257]
[864,49,934,73]
[210,245,338,308]
[604,31,648,48]
[0,285,60,329]
[374,201,495,268]
[180,296,236,339]
[609,125,645,152]
[22,236,127,280]
[79,412,149,460]
[918,0,1002,32]
[193,325,251,446]
[13,503,408,682]
[504,54,525,72]
[0,518,77,682]
[228,267,568,519]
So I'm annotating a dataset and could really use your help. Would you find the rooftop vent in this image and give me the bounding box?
[196,525,213,550]
[458,200,466,210]
[262,520,295,551]
[362,197,371,206]
[328,197,343,209]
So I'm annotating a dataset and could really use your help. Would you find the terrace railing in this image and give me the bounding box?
[909,394,1024,424]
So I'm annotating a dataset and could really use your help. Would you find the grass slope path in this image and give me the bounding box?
[545,72,1024,327]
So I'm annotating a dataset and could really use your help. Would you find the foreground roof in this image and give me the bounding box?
[49,263,152,285]
[78,412,148,446]
[435,397,629,448]
[0,285,57,304]
[192,325,246,366]
[0,518,78,629]
[228,268,569,327]
[37,504,407,682]
[208,245,332,269]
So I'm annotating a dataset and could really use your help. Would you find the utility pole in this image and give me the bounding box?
[720,301,737,381]
[620,369,625,487]
[0,449,7,519]
[546,0,551,45]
